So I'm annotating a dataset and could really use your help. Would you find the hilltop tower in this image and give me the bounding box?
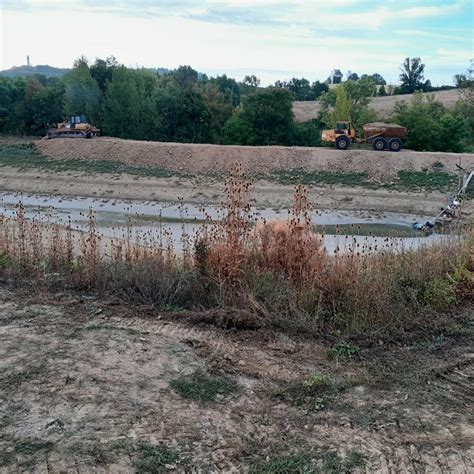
[27,55,31,67]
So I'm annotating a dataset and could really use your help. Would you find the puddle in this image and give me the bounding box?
[1,192,450,253]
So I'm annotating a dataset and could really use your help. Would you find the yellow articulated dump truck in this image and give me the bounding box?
[46,114,100,139]
[321,121,407,151]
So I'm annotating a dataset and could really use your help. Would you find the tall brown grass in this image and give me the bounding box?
[0,170,472,335]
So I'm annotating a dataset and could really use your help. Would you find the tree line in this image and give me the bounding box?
[0,56,472,152]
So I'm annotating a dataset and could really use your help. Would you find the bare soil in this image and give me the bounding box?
[293,89,460,123]
[0,165,465,215]
[36,137,474,181]
[0,286,473,472]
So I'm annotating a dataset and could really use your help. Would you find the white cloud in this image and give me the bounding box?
[0,1,469,85]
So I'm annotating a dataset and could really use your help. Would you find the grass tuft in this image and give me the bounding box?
[170,371,237,402]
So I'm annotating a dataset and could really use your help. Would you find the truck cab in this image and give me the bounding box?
[321,121,355,149]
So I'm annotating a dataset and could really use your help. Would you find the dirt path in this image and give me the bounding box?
[0,287,473,472]
[0,166,467,215]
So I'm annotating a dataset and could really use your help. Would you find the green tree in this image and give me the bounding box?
[90,56,118,95]
[320,77,376,127]
[201,83,234,142]
[399,57,425,94]
[209,75,241,107]
[311,81,329,99]
[394,93,468,152]
[153,82,214,143]
[223,88,294,145]
[102,67,156,139]
[64,57,101,122]
[454,61,474,149]
[172,65,199,88]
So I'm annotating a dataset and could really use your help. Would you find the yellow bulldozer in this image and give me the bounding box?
[46,114,100,139]
[321,121,406,151]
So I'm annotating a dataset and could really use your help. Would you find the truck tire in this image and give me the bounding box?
[336,136,350,150]
[388,138,402,152]
[372,137,386,151]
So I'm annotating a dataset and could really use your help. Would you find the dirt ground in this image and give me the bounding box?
[0,286,473,472]
[0,165,465,215]
[36,137,474,181]
[292,89,460,123]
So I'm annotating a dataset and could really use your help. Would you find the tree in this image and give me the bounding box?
[90,56,118,95]
[223,88,294,145]
[201,83,234,142]
[64,58,101,122]
[102,67,155,140]
[240,75,260,97]
[172,65,199,88]
[311,81,329,99]
[153,82,215,143]
[320,77,376,127]
[399,57,425,94]
[347,72,359,81]
[330,69,343,84]
[371,73,386,85]
[243,75,260,88]
[454,60,474,149]
[394,93,468,152]
[209,74,241,107]
[378,84,387,97]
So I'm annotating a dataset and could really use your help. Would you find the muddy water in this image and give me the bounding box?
[1,192,450,253]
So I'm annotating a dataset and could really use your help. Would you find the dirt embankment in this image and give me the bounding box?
[36,137,474,183]
[293,89,460,122]
[0,287,473,471]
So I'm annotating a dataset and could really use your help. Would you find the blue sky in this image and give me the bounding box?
[1,0,472,85]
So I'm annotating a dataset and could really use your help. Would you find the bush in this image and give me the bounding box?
[394,93,469,152]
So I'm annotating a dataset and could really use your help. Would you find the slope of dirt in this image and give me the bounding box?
[0,286,473,472]
[293,89,460,123]
[36,136,474,182]
[0,165,466,215]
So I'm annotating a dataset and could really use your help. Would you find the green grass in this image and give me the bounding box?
[268,169,371,187]
[0,438,54,467]
[68,442,109,465]
[170,371,237,402]
[327,342,360,362]
[0,365,46,391]
[392,170,458,192]
[133,441,182,473]
[262,168,461,194]
[314,223,419,238]
[252,453,315,473]
[251,450,365,473]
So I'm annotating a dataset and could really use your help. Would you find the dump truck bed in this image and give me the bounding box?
[362,122,407,139]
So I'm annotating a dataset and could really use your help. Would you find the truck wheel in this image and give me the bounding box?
[336,136,350,150]
[388,138,402,152]
[372,138,386,151]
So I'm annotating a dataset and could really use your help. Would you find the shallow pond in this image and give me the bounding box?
[1,192,450,254]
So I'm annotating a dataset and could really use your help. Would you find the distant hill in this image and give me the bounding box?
[0,65,70,78]
[292,89,460,122]
[0,65,205,79]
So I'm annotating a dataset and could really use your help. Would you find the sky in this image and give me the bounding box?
[0,0,472,86]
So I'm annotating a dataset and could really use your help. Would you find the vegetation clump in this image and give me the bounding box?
[170,371,237,402]
[0,167,472,338]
